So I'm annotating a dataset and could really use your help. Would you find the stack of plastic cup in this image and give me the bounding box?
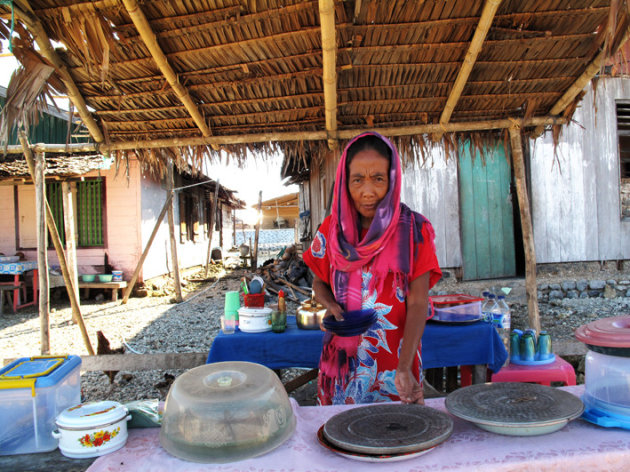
[222,291,240,334]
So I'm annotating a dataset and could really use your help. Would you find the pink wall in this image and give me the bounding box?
[0,186,16,256]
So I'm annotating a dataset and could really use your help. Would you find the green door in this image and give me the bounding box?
[458,140,516,280]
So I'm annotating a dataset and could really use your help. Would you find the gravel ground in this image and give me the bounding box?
[1,261,628,406]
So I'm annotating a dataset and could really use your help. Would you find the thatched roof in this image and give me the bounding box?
[0,1,628,175]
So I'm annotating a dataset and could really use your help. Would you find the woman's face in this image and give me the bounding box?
[347,149,390,228]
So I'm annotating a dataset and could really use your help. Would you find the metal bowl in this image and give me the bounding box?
[296,302,326,330]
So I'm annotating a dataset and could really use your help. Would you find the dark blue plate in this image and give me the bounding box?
[323,309,377,337]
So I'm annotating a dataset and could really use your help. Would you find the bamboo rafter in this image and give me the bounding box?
[121,0,211,138]
[319,0,337,149]
[437,0,502,139]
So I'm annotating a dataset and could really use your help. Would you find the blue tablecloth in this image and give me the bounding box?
[207,316,508,373]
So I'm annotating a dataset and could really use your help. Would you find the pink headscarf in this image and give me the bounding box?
[327,132,429,311]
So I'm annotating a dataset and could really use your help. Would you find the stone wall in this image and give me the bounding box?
[537,278,630,301]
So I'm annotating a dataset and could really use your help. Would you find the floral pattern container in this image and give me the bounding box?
[53,400,131,458]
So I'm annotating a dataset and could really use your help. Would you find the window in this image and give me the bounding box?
[179,191,204,242]
[46,182,66,245]
[77,180,104,246]
[616,101,630,218]
[19,179,104,249]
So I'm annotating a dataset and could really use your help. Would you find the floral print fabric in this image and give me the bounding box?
[303,215,441,405]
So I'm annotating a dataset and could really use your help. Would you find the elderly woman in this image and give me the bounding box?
[303,132,441,405]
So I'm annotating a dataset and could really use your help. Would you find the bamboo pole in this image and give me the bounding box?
[436,0,502,139]
[533,30,630,136]
[0,116,567,155]
[121,193,173,304]
[166,161,183,303]
[204,180,220,277]
[62,181,80,320]
[121,0,212,139]
[34,151,50,354]
[252,191,263,270]
[319,0,338,150]
[19,132,95,355]
[12,2,104,144]
[549,30,629,117]
[509,125,541,333]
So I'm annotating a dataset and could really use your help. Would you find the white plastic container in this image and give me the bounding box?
[53,400,131,458]
[237,307,272,333]
[0,355,81,455]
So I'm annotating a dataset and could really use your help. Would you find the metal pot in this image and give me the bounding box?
[296,301,326,330]
[53,400,131,459]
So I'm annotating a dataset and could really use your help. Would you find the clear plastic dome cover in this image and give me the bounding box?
[160,361,296,463]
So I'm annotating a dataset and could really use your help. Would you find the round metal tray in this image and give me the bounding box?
[322,403,453,455]
[445,382,584,436]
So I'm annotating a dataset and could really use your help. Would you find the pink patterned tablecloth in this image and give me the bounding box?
[87,385,630,472]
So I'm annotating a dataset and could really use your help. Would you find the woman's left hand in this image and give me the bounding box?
[395,369,425,404]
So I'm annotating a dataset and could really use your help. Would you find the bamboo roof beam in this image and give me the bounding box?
[1,116,566,155]
[533,29,630,136]
[121,0,212,139]
[436,0,502,141]
[12,1,104,144]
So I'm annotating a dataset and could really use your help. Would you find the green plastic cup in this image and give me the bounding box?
[225,291,240,316]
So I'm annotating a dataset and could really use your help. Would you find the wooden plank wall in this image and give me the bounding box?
[530,77,630,262]
[401,145,462,269]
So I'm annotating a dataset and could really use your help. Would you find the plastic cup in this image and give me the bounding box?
[225,291,240,314]
[221,316,236,334]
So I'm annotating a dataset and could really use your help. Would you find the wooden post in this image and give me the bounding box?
[19,132,94,355]
[252,191,263,270]
[509,126,541,333]
[204,180,220,276]
[121,193,173,303]
[232,209,236,247]
[62,181,80,318]
[34,151,50,354]
[166,161,183,303]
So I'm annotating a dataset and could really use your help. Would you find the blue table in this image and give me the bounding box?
[207,316,507,373]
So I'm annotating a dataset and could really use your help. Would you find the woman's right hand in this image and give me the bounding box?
[311,274,345,328]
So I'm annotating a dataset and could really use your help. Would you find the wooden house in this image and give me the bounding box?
[258,192,299,229]
[0,89,245,282]
[1,0,629,334]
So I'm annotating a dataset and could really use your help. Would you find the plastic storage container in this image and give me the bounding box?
[428,294,483,323]
[0,355,81,455]
[160,361,296,463]
[575,316,630,429]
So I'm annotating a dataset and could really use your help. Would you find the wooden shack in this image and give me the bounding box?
[0,0,628,342]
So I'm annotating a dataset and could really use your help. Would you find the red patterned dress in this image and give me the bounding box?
[303,215,441,405]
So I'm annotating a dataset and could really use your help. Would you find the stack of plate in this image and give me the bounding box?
[445,382,584,436]
[322,308,377,337]
[317,403,453,463]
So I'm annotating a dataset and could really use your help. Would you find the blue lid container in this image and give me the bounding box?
[0,355,82,455]
[0,355,82,391]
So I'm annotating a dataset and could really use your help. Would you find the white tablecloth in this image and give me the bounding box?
[87,385,630,472]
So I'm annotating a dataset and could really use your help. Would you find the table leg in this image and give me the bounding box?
[112,288,118,302]
[12,275,20,312]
